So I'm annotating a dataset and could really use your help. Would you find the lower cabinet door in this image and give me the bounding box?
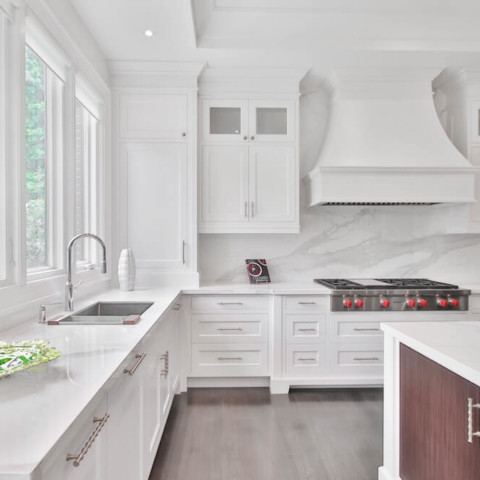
[107,351,144,480]
[400,344,480,480]
[40,393,108,480]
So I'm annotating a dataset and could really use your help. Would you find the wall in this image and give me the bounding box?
[198,89,480,286]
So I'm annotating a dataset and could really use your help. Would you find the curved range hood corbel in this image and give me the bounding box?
[305,67,476,206]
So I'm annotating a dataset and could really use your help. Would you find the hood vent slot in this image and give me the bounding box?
[322,202,440,206]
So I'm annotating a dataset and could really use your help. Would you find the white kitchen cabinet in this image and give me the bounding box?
[202,99,294,143]
[186,295,270,378]
[122,142,189,272]
[199,95,299,233]
[119,93,188,140]
[38,393,108,480]
[107,350,146,480]
[199,144,297,232]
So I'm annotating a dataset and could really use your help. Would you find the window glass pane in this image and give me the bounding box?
[74,99,99,267]
[209,107,241,135]
[0,12,6,282]
[256,107,287,135]
[25,47,47,269]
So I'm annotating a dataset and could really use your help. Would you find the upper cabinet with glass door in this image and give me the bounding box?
[202,99,294,143]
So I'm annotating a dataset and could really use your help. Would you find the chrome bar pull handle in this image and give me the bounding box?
[298,328,317,332]
[217,357,243,361]
[251,201,255,217]
[66,413,109,466]
[124,353,146,376]
[467,398,480,442]
[217,302,243,305]
[182,241,186,264]
[244,201,248,217]
[353,357,380,361]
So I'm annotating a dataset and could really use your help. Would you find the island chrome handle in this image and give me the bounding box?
[161,351,169,377]
[353,357,380,361]
[123,353,146,376]
[217,357,243,361]
[467,398,480,442]
[66,413,109,466]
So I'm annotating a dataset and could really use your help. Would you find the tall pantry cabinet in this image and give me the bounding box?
[111,62,204,287]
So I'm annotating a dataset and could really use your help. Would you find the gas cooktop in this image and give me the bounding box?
[313,278,469,311]
[313,278,459,290]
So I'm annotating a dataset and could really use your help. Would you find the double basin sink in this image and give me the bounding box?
[48,302,154,326]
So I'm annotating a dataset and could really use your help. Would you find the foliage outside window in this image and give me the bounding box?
[25,46,47,269]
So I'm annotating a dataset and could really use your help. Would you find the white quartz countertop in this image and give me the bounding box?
[382,321,480,387]
[182,281,331,295]
[0,287,181,478]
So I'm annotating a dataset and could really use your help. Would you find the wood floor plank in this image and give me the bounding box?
[148,388,383,480]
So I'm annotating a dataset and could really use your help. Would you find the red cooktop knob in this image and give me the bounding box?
[450,298,460,308]
[417,298,428,308]
[407,298,416,308]
[380,298,390,308]
[355,298,364,308]
[343,298,353,309]
[437,298,448,308]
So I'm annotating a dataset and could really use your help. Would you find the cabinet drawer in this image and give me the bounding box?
[283,296,327,313]
[285,344,327,377]
[285,314,326,343]
[190,295,268,312]
[329,317,383,342]
[192,313,268,343]
[469,294,480,313]
[329,343,384,377]
[191,344,268,377]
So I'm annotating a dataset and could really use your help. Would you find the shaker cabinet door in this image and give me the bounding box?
[123,143,188,271]
[200,145,249,223]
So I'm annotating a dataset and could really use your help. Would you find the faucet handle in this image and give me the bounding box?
[74,280,84,290]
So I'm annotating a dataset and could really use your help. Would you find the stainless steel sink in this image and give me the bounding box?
[48,302,154,325]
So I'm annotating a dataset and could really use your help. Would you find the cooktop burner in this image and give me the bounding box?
[313,278,459,290]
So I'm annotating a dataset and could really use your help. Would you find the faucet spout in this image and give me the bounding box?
[66,233,107,311]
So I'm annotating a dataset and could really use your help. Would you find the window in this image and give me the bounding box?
[0,10,6,284]
[24,45,65,274]
[74,98,100,268]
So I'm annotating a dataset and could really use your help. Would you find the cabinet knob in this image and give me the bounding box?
[250,136,255,141]
[182,132,186,137]
[243,135,248,141]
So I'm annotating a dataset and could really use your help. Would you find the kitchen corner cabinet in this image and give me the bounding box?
[199,98,299,233]
[400,343,480,480]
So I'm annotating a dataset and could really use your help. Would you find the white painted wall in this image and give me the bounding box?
[198,89,480,285]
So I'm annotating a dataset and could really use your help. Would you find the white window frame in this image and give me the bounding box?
[0,10,8,286]
[24,44,66,280]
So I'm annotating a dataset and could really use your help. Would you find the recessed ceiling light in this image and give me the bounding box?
[144,29,154,37]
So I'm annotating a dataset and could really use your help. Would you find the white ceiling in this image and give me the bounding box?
[68,0,480,76]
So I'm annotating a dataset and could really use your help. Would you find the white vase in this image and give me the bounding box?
[118,248,136,291]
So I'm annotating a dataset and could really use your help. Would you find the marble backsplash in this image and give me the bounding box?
[198,202,480,286]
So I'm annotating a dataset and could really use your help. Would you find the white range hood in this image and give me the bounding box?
[305,67,476,206]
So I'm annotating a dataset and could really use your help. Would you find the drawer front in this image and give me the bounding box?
[285,314,326,344]
[283,296,328,313]
[191,313,268,343]
[190,295,268,312]
[285,344,327,377]
[470,294,480,313]
[191,344,268,376]
[329,343,384,377]
[329,317,383,342]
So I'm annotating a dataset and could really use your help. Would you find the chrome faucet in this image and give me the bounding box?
[66,233,107,311]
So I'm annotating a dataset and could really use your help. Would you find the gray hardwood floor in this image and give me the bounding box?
[148,388,383,480]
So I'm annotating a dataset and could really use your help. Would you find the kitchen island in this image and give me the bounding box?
[379,320,480,480]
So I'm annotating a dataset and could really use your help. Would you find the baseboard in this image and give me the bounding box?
[187,377,270,388]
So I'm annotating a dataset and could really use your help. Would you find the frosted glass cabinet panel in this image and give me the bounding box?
[202,99,294,143]
[255,107,288,135]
